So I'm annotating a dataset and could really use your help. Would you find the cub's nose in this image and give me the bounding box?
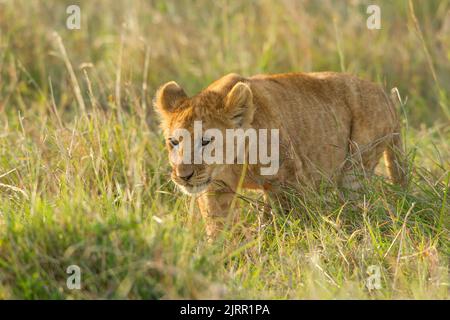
[176,165,194,182]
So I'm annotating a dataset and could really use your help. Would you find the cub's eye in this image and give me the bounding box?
[168,138,179,147]
[201,137,214,146]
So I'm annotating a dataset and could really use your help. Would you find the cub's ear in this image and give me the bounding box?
[153,81,187,117]
[224,82,254,127]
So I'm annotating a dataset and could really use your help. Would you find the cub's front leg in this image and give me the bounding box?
[197,188,237,239]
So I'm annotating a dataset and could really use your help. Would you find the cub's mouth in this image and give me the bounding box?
[175,178,212,195]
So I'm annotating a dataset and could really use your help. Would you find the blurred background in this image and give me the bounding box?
[1,0,449,125]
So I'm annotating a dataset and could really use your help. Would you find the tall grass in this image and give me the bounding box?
[0,0,448,299]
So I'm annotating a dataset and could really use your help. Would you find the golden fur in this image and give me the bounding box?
[154,72,406,237]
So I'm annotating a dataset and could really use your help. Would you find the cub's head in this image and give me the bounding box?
[153,78,255,195]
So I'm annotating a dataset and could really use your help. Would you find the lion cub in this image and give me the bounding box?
[154,72,406,237]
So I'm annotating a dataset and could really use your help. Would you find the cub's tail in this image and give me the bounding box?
[383,88,407,187]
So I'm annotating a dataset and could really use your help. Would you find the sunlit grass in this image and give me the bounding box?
[0,0,448,299]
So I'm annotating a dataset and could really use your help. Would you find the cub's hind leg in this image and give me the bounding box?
[340,140,387,196]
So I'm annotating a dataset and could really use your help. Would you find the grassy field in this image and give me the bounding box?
[0,0,448,299]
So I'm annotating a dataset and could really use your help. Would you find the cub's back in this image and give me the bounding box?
[248,72,398,133]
